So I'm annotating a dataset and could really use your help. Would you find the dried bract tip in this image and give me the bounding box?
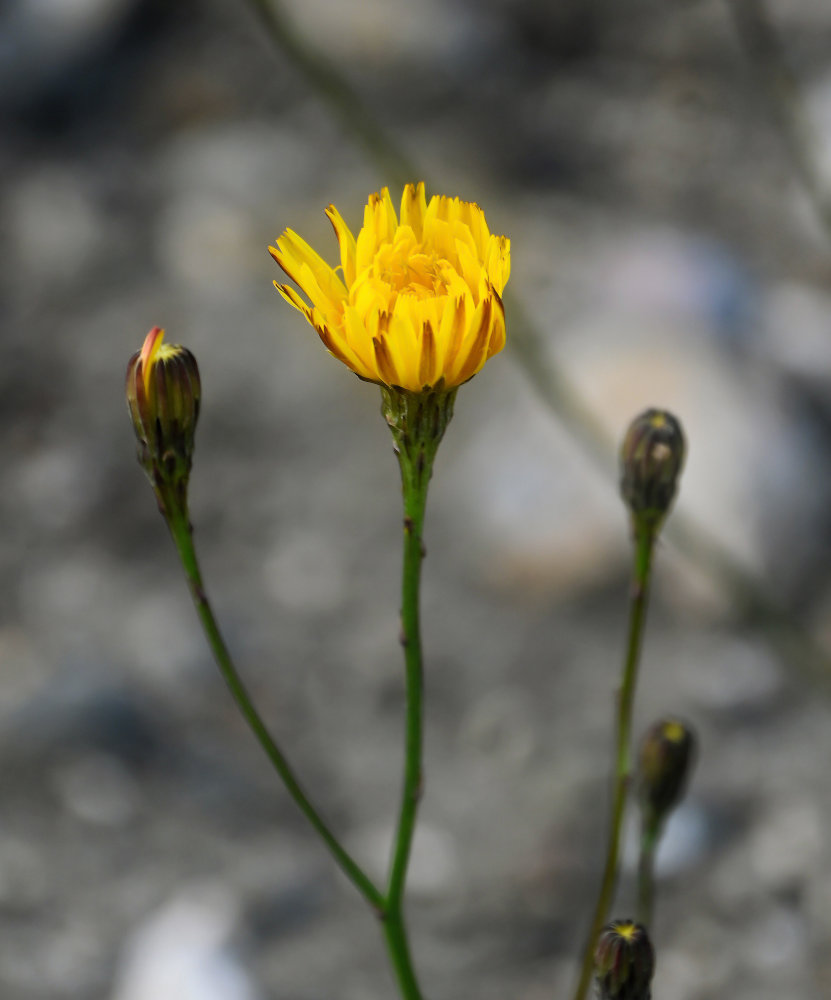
[126,327,201,506]
[620,409,685,533]
[594,920,655,1000]
[638,716,697,826]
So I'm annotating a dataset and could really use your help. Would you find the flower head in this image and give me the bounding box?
[620,408,685,533]
[126,326,200,504]
[638,716,697,826]
[594,920,655,1000]
[269,183,510,392]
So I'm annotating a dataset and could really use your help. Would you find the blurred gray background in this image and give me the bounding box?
[3,0,831,997]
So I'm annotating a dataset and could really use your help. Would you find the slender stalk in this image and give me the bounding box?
[380,436,434,1000]
[636,820,659,929]
[572,525,656,1000]
[382,908,424,1000]
[387,453,430,912]
[164,500,385,914]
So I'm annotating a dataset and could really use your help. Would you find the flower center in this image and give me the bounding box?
[377,243,450,302]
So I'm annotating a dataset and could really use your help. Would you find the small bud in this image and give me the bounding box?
[638,717,696,826]
[620,409,685,532]
[126,327,200,505]
[594,920,655,1000]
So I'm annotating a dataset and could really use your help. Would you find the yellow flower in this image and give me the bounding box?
[269,183,510,392]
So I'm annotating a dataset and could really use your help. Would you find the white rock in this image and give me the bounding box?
[446,372,625,597]
[111,884,259,1000]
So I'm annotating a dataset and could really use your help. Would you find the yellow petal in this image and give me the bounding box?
[400,182,427,240]
[356,187,398,273]
[485,234,511,294]
[275,282,313,322]
[325,204,358,286]
[272,230,347,304]
[418,321,438,388]
[437,295,469,374]
[450,297,493,385]
[486,291,506,359]
[342,304,380,375]
[384,310,422,391]
[454,238,484,299]
[372,334,398,386]
[317,322,369,378]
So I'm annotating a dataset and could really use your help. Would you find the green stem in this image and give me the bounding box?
[381,444,432,1000]
[382,908,424,1000]
[375,388,454,1000]
[572,525,655,1000]
[636,819,660,929]
[387,452,429,914]
[164,499,385,914]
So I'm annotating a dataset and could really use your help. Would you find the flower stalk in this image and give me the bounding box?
[573,409,685,1000]
[635,717,697,928]
[164,500,385,914]
[636,822,659,931]
[380,387,456,1000]
[126,328,384,915]
[573,526,656,1000]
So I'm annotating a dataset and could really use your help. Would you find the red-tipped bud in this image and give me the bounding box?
[637,717,697,826]
[126,327,200,505]
[620,409,685,533]
[594,920,655,1000]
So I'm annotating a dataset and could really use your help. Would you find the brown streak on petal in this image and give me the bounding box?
[455,298,492,384]
[419,322,436,388]
[491,287,505,322]
[443,297,467,370]
[268,247,301,286]
[486,289,506,358]
[317,326,348,364]
[373,335,397,385]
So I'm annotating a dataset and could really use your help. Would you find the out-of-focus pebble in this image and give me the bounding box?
[112,884,259,1000]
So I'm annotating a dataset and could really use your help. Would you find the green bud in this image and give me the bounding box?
[594,920,655,1000]
[638,717,697,826]
[126,326,200,508]
[620,409,685,532]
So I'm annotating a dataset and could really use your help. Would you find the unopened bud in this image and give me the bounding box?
[620,409,685,532]
[638,717,696,826]
[594,920,655,1000]
[126,327,200,504]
